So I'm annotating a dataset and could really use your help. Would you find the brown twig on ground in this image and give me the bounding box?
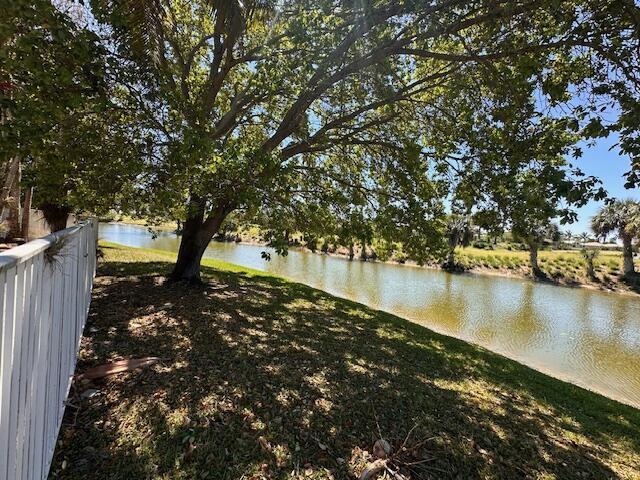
[354,423,440,480]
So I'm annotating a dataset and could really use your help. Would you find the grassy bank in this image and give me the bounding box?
[332,245,640,295]
[454,247,640,291]
[51,244,640,479]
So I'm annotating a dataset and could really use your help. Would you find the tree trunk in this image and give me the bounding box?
[348,243,354,261]
[2,157,21,239]
[446,248,455,266]
[40,202,70,232]
[586,260,596,280]
[621,234,635,276]
[529,243,542,277]
[169,199,231,283]
[359,239,367,261]
[21,187,32,240]
[1,157,19,212]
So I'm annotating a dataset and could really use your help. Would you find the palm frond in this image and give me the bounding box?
[94,0,165,64]
[591,199,640,239]
[94,0,276,67]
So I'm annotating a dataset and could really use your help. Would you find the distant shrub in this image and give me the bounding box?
[288,237,302,246]
[305,237,318,252]
[392,251,409,264]
[505,242,528,251]
[458,257,472,269]
[371,239,394,262]
[551,270,563,280]
[373,249,391,262]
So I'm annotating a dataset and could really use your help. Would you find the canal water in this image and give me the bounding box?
[100,223,640,407]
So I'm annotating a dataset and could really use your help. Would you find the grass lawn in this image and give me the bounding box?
[51,243,640,479]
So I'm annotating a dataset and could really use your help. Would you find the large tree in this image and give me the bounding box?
[445,89,607,276]
[421,16,629,274]
[93,0,640,282]
[443,213,472,268]
[1,0,144,232]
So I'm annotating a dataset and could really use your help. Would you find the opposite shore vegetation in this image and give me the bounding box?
[109,218,640,296]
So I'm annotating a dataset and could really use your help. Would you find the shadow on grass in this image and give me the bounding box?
[50,248,640,479]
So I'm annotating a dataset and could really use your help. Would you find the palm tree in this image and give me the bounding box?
[444,215,471,267]
[578,232,590,246]
[563,230,573,247]
[546,222,561,248]
[591,200,640,276]
[101,0,274,64]
[580,248,600,280]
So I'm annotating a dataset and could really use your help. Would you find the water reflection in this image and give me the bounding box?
[100,223,640,407]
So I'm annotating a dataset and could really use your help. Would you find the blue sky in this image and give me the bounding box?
[567,133,639,235]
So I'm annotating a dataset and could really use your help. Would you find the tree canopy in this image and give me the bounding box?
[2,0,639,278]
[84,0,639,281]
[1,0,145,231]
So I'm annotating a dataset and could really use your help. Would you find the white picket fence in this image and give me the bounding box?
[0,220,98,480]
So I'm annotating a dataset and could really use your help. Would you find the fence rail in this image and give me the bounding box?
[0,220,98,480]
